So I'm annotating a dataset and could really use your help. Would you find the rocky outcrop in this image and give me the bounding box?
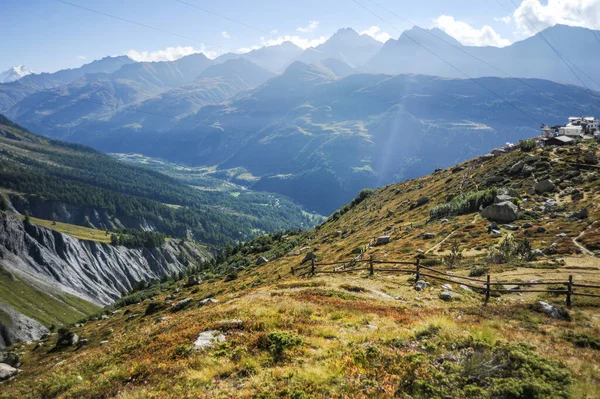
[0,213,211,348]
[481,201,519,223]
[0,303,49,349]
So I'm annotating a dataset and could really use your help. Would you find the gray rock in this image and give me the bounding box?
[415,197,430,207]
[584,150,598,164]
[503,225,520,231]
[522,223,533,229]
[440,284,453,291]
[171,298,193,312]
[199,298,218,307]
[459,285,472,292]
[481,201,519,223]
[556,233,568,238]
[494,194,513,204]
[0,303,49,350]
[535,179,556,194]
[54,331,79,350]
[567,208,588,220]
[256,256,269,266]
[0,352,20,368]
[184,275,201,287]
[509,160,524,175]
[504,188,521,198]
[439,291,460,301]
[421,232,436,239]
[0,363,19,381]
[486,176,504,184]
[522,166,535,177]
[414,280,430,291]
[535,301,571,321]
[375,236,391,246]
[194,330,226,350]
[301,251,317,263]
[440,218,449,223]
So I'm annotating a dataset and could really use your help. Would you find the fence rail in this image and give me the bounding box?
[290,256,600,306]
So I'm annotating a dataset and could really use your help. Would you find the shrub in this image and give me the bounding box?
[520,138,537,152]
[258,331,303,362]
[0,195,7,211]
[563,331,600,350]
[144,301,165,316]
[469,266,489,277]
[430,188,498,219]
[328,188,374,222]
[443,240,463,269]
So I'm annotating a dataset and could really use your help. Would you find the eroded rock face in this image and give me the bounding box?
[0,213,210,306]
[0,213,211,348]
[535,179,556,194]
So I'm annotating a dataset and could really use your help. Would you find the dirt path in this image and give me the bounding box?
[573,224,595,256]
[426,229,457,254]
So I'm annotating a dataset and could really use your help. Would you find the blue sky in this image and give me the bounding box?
[1,0,599,73]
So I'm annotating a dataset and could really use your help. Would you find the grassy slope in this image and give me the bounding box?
[0,267,100,328]
[17,214,111,243]
[2,143,599,398]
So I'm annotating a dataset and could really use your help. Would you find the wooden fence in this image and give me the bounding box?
[291,256,600,307]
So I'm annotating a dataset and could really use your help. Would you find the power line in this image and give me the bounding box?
[351,0,542,125]
[172,0,272,36]
[365,0,598,115]
[54,0,231,54]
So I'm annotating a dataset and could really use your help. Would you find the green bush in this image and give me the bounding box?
[520,139,537,152]
[563,332,600,350]
[430,188,498,219]
[469,266,489,277]
[328,188,374,222]
[258,331,303,362]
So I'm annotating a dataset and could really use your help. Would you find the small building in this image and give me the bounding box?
[583,117,600,132]
[543,136,575,146]
[558,125,583,137]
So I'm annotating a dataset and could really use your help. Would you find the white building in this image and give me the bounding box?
[559,125,583,137]
[583,117,599,132]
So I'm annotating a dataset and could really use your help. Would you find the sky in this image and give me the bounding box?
[1,0,600,73]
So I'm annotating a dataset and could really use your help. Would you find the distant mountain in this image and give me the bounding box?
[0,65,33,83]
[312,58,357,78]
[367,24,600,88]
[298,28,383,67]
[215,41,303,73]
[0,56,135,113]
[46,61,599,214]
[9,58,274,141]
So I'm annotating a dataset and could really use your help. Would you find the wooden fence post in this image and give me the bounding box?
[484,274,491,306]
[415,258,420,282]
[311,258,316,276]
[566,275,573,307]
[369,255,374,276]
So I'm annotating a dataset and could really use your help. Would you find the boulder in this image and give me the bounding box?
[171,298,193,312]
[481,201,519,223]
[54,330,79,350]
[503,225,520,231]
[567,208,588,220]
[421,232,436,239]
[0,352,20,368]
[415,197,430,207]
[534,301,571,321]
[0,363,18,381]
[199,298,218,307]
[301,251,317,264]
[535,179,556,194]
[485,176,504,185]
[522,166,535,177]
[584,150,598,164]
[256,256,269,266]
[504,188,521,198]
[194,330,226,350]
[509,160,524,175]
[494,194,513,204]
[440,284,453,291]
[459,284,472,292]
[375,236,391,246]
[439,291,460,301]
[414,280,430,291]
[184,275,200,287]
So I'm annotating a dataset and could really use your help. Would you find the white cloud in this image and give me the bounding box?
[126,45,219,62]
[76,55,87,60]
[433,15,511,47]
[512,0,600,35]
[494,15,512,24]
[297,20,319,33]
[237,34,328,53]
[221,31,231,39]
[360,26,392,42]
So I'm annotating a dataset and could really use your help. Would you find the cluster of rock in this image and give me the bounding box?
[0,351,20,381]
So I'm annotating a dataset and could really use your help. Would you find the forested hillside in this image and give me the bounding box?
[0,115,318,245]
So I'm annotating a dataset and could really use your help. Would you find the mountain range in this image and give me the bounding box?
[2,24,600,214]
[0,65,33,83]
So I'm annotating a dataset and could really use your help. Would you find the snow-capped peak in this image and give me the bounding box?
[0,65,33,83]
